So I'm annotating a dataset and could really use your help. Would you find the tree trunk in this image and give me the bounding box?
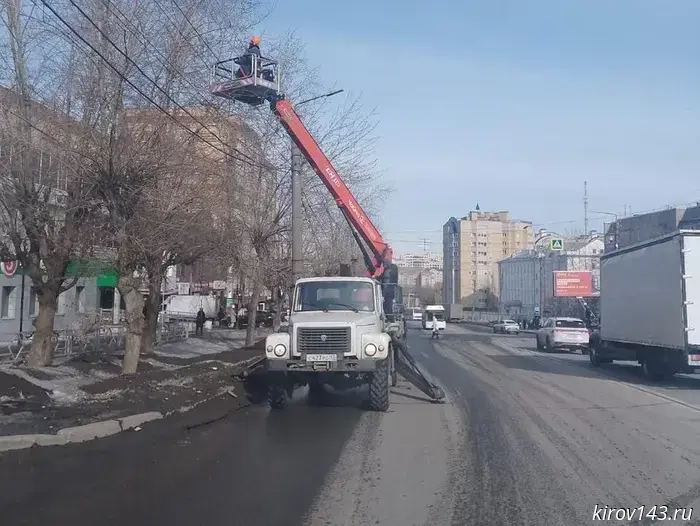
[245,278,262,347]
[118,275,145,374]
[26,291,58,367]
[141,267,162,355]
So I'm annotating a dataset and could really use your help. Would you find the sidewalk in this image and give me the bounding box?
[0,328,269,449]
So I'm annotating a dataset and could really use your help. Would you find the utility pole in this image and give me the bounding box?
[291,142,303,283]
[289,89,344,284]
[583,180,589,236]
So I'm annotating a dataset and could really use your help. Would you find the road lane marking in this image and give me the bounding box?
[489,337,700,414]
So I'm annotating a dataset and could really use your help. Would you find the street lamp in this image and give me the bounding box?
[290,89,344,283]
[523,227,562,322]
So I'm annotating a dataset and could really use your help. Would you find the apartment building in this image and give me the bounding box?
[123,106,276,301]
[443,210,533,308]
[417,268,442,288]
[394,252,443,270]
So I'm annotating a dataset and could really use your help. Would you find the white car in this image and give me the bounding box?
[493,319,520,334]
[536,317,589,353]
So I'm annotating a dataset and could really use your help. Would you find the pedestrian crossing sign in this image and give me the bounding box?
[550,238,564,251]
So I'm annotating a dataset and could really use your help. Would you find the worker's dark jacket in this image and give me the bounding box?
[196,310,206,325]
[241,44,261,75]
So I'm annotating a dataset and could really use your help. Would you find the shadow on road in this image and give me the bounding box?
[490,349,700,391]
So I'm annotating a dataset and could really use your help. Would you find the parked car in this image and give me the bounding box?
[236,310,273,329]
[493,319,520,334]
[536,317,589,354]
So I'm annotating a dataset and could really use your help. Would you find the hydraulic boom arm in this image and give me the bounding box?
[272,98,392,278]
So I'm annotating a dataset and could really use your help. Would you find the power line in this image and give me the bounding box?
[41,0,260,168]
[169,0,219,61]
[64,0,258,166]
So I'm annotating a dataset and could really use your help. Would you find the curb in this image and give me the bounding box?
[0,411,164,452]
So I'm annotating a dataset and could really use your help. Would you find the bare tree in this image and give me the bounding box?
[0,1,102,367]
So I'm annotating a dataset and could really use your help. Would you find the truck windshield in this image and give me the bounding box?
[294,281,375,312]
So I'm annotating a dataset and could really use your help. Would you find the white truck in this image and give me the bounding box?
[446,303,463,322]
[589,230,700,379]
[163,294,217,320]
[264,276,398,411]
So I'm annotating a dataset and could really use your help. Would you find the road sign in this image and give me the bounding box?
[1,260,18,276]
[550,238,564,251]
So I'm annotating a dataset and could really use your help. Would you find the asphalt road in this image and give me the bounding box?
[3,323,700,525]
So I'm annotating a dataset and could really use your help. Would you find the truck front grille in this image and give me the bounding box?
[297,327,351,354]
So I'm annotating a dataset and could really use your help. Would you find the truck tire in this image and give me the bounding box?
[268,384,288,410]
[368,358,390,412]
[642,359,664,381]
[589,344,601,367]
[390,351,398,387]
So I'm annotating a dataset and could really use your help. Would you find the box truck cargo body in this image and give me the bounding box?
[590,230,700,379]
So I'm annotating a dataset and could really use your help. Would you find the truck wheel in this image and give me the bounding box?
[589,344,601,367]
[368,358,390,412]
[268,384,288,410]
[642,359,664,381]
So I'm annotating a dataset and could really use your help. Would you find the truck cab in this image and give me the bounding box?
[264,276,396,411]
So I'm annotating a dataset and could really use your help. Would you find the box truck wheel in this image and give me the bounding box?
[642,358,664,381]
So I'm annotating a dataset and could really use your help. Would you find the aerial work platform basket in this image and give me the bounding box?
[209,55,281,106]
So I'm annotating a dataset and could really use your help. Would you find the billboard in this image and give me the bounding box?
[553,271,594,297]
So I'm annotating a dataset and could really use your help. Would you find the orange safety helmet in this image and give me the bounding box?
[250,35,261,46]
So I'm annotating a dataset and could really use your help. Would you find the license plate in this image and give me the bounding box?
[688,354,700,366]
[306,354,338,362]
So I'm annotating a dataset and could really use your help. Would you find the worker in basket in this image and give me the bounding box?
[237,36,262,78]
[431,313,440,339]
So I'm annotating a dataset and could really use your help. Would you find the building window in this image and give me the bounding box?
[29,288,39,317]
[2,286,17,319]
[57,291,68,315]
[75,286,86,313]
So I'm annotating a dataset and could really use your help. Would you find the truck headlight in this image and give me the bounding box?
[273,344,286,357]
[364,343,378,357]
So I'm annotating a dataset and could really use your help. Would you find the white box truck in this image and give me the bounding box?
[590,230,700,379]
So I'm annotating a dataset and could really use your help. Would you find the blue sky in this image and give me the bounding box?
[261,0,699,255]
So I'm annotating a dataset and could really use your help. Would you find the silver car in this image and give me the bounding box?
[493,319,520,334]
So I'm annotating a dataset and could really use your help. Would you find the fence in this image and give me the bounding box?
[0,309,189,365]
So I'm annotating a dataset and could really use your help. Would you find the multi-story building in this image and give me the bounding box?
[604,205,700,252]
[498,235,604,320]
[417,268,442,288]
[123,106,276,304]
[443,210,533,308]
[395,252,442,270]
[0,86,104,341]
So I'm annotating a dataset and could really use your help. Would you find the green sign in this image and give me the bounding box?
[550,238,564,251]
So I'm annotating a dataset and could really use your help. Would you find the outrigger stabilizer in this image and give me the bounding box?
[211,54,445,404]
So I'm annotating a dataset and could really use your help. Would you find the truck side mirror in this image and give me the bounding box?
[385,322,400,335]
